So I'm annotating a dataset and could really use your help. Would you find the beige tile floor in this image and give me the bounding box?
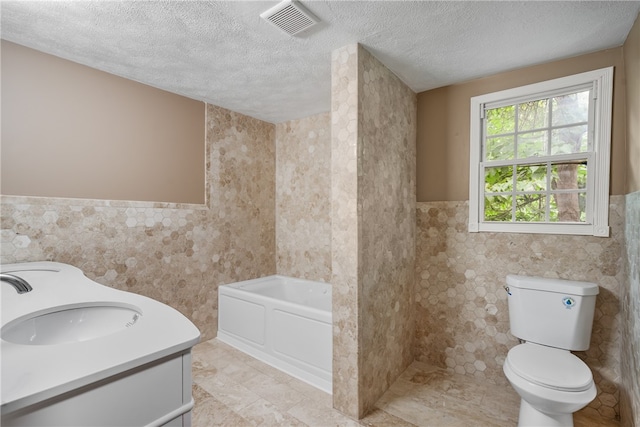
[192,339,619,427]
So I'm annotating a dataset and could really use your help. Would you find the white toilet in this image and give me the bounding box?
[503,275,599,427]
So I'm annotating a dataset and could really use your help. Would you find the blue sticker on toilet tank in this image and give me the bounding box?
[563,297,575,309]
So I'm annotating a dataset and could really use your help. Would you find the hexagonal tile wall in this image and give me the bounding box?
[414,198,625,419]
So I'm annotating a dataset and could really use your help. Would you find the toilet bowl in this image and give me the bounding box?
[503,343,597,427]
[503,275,599,426]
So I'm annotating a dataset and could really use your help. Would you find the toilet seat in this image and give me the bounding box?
[505,343,593,392]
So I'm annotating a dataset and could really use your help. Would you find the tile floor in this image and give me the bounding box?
[191,339,619,426]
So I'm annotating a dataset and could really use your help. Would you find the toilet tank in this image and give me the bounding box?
[505,275,599,351]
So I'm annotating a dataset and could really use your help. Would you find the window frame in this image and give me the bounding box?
[468,67,613,237]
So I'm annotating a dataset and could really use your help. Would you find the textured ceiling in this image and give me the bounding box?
[2,1,639,124]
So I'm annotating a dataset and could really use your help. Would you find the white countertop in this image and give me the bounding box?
[1,261,201,414]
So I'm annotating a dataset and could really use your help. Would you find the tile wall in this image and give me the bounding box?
[414,197,625,420]
[0,103,276,342]
[356,44,417,417]
[330,43,417,419]
[275,113,332,282]
[330,43,362,418]
[621,190,640,427]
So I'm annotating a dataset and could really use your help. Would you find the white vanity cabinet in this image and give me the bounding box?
[1,262,201,427]
[2,351,194,427]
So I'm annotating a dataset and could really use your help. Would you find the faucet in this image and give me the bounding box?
[0,273,33,294]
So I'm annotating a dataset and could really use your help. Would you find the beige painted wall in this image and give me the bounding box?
[624,14,640,194]
[417,48,627,202]
[1,41,205,204]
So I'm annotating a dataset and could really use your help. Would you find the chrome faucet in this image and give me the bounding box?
[0,273,33,294]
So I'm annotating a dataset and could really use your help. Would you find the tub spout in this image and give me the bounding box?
[1,273,33,294]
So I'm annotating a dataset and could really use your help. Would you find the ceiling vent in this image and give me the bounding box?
[260,0,320,36]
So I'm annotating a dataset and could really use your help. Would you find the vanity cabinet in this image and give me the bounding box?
[1,351,194,427]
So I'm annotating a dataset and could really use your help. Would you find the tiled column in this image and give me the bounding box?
[331,44,361,417]
[357,45,416,415]
[331,43,417,419]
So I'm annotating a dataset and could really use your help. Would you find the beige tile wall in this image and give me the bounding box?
[414,197,625,420]
[330,43,417,419]
[356,45,417,417]
[0,103,276,342]
[331,43,361,418]
[621,191,640,427]
[275,113,332,282]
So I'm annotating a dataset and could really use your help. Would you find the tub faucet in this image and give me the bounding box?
[0,273,33,294]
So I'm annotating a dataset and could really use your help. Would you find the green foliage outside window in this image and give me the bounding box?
[483,91,589,223]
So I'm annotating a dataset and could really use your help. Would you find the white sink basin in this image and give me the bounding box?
[1,304,142,345]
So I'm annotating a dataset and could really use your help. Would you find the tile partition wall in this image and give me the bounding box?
[414,197,626,420]
[331,43,417,419]
[331,43,361,418]
[275,113,332,282]
[621,191,640,426]
[356,44,417,417]
[0,103,276,342]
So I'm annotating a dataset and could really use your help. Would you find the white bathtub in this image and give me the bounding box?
[217,275,332,394]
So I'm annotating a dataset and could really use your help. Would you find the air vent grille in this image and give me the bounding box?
[260,0,319,36]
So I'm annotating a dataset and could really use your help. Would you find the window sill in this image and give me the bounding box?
[468,221,610,237]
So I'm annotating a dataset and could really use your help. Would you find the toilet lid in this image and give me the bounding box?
[505,343,593,392]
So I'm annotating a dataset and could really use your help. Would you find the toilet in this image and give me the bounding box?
[503,275,599,427]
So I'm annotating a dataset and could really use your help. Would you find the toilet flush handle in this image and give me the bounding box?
[503,286,511,296]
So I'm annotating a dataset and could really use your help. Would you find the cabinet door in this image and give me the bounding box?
[3,354,186,427]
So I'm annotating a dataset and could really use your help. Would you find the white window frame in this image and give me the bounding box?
[468,67,613,237]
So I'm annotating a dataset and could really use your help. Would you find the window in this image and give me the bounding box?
[469,67,613,237]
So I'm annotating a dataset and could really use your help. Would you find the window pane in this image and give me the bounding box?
[518,99,548,131]
[549,192,586,222]
[552,90,589,126]
[551,162,587,190]
[484,195,512,222]
[485,136,515,160]
[486,105,515,136]
[485,166,513,193]
[515,194,546,222]
[517,131,547,158]
[551,125,588,154]
[516,164,547,191]
[470,68,612,235]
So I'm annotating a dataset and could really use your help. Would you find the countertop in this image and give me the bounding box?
[1,261,201,414]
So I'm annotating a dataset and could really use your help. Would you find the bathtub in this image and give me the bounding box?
[217,275,332,394]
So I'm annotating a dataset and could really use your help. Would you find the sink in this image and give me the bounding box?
[1,304,142,345]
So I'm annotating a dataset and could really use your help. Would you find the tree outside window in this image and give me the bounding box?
[468,67,613,237]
